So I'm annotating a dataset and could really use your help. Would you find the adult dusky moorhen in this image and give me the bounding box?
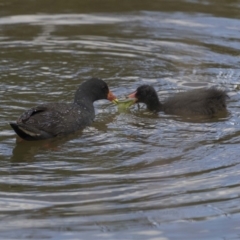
[10,78,117,141]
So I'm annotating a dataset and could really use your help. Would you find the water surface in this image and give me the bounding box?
[1,0,240,239]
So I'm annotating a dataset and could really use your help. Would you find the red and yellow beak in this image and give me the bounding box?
[107,91,118,104]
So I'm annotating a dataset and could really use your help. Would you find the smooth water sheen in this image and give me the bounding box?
[1,0,240,239]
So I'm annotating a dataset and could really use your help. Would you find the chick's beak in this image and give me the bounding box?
[127,91,138,102]
[107,91,118,104]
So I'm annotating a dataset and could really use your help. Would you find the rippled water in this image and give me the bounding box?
[1,0,240,239]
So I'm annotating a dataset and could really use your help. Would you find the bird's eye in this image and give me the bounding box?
[102,85,108,90]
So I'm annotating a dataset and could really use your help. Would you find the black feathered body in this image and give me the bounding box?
[11,102,94,140]
[162,88,227,116]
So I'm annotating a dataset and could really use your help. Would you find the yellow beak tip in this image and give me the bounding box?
[112,99,119,104]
